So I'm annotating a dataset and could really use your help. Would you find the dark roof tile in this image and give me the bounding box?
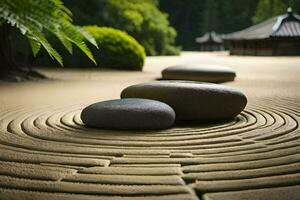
[196,32,223,44]
[223,9,300,40]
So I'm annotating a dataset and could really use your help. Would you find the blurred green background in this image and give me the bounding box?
[12,0,300,69]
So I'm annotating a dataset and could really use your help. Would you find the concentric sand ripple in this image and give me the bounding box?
[0,98,300,200]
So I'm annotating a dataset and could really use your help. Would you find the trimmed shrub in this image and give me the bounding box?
[89,26,145,70]
[33,26,146,70]
[70,26,146,70]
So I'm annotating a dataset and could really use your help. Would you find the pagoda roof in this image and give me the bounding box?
[223,8,300,40]
[195,31,223,44]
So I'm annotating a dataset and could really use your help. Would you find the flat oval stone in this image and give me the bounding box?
[162,64,236,83]
[121,81,247,121]
[81,98,175,130]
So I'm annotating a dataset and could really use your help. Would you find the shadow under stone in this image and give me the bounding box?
[174,118,236,128]
[80,118,236,133]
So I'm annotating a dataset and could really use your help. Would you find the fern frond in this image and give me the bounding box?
[58,23,97,64]
[0,0,97,66]
[55,30,73,54]
[30,30,63,66]
[78,26,99,48]
[27,35,42,56]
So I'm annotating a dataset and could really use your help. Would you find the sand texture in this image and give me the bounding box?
[0,52,300,200]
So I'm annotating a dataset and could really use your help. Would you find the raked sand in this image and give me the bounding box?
[1,52,300,200]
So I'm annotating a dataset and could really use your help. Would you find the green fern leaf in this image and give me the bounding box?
[78,27,99,48]
[30,31,63,66]
[0,0,97,66]
[28,36,42,56]
[56,31,73,54]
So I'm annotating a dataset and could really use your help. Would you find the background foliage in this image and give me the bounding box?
[9,0,300,69]
[63,0,179,56]
[159,0,300,50]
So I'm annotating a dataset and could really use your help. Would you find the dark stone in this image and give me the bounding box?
[81,98,175,130]
[121,81,247,121]
[162,64,236,83]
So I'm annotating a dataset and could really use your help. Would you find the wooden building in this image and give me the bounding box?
[195,31,224,51]
[223,8,300,56]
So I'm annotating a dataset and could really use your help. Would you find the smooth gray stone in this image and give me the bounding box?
[121,81,247,121]
[162,64,236,83]
[81,98,175,130]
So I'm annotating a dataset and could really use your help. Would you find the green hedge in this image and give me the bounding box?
[84,26,146,70]
[34,26,146,70]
